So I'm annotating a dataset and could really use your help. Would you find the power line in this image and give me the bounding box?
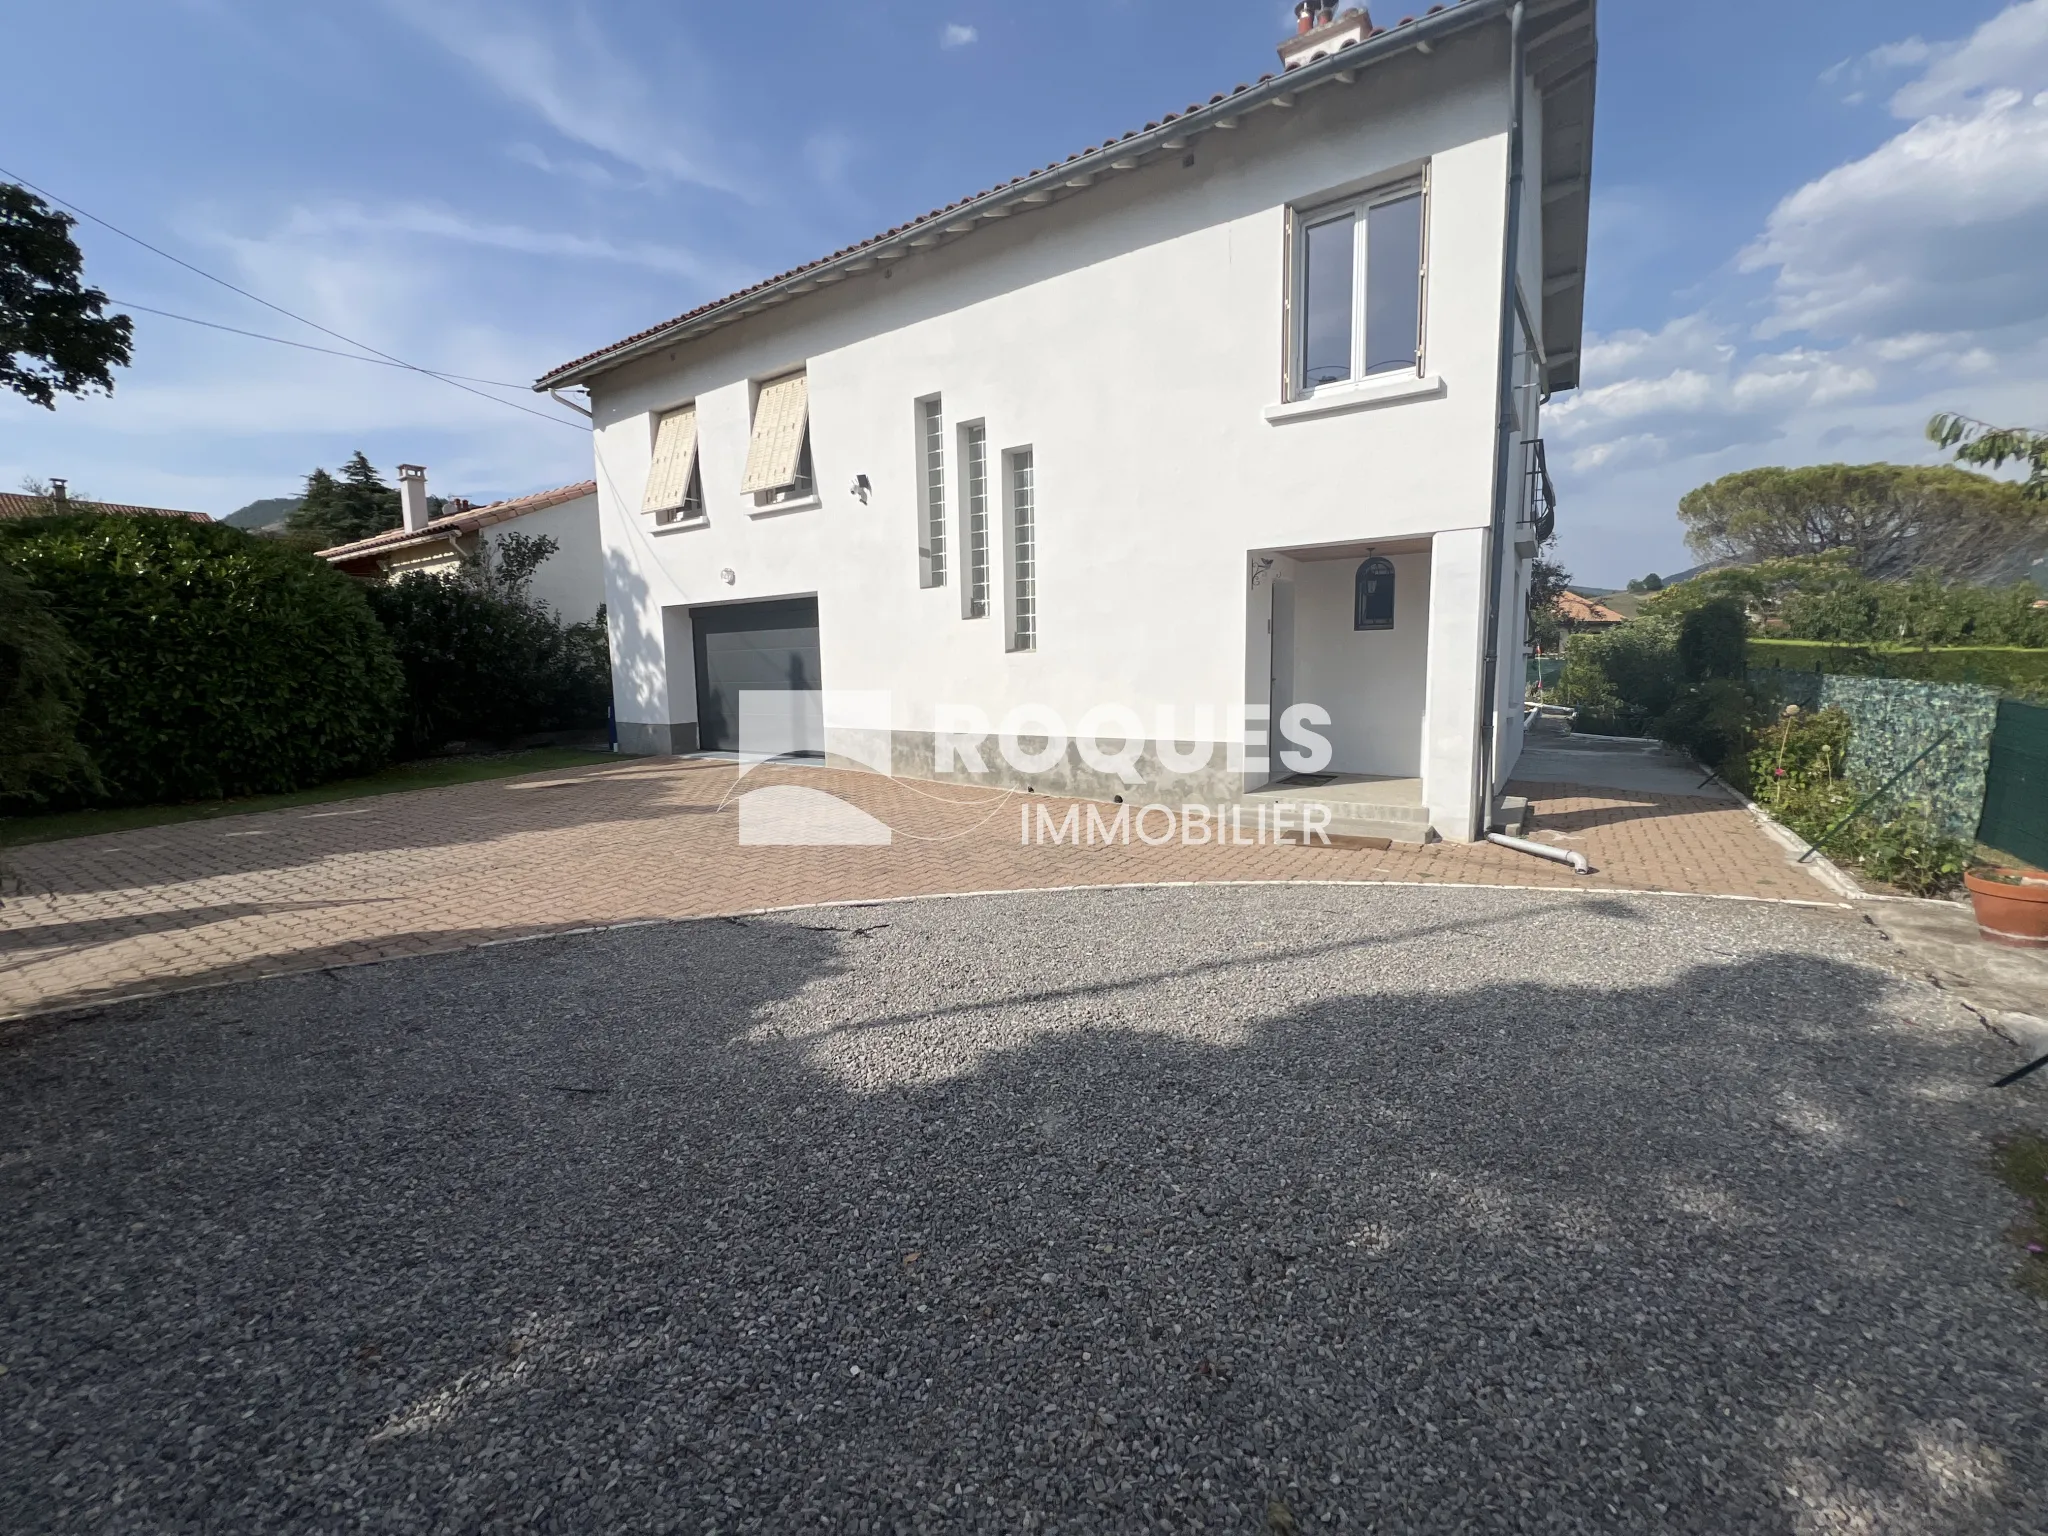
[0,164,586,433]
[112,300,536,389]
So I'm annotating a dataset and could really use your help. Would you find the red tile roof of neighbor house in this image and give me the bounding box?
[1556,590,1625,625]
[534,0,1596,392]
[316,481,597,563]
[0,493,209,522]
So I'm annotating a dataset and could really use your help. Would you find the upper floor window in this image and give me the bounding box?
[643,403,703,525]
[1295,180,1426,396]
[742,371,814,507]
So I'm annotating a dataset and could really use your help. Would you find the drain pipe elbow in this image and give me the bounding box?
[1487,831,1589,876]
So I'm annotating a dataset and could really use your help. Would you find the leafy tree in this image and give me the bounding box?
[1645,553,2048,647]
[1930,413,2047,501]
[0,183,133,409]
[286,452,405,548]
[1677,463,2044,584]
[0,560,96,803]
[462,531,559,604]
[1526,538,1572,653]
[1626,573,1663,594]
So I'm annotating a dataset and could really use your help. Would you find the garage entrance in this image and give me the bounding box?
[691,596,822,754]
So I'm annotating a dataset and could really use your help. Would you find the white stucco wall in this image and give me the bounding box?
[481,492,603,623]
[586,27,1544,837]
[1286,551,1434,779]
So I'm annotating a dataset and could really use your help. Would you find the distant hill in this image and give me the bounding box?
[222,496,301,530]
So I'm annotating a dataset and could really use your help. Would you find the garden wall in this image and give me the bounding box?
[1749,668,2000,840]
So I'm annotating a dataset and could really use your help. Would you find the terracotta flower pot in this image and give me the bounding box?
[1964,868,2048,950]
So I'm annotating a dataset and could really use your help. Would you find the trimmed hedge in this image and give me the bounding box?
[0,515,402,806]
[365,577,610,758]
[1747,639,2048,703]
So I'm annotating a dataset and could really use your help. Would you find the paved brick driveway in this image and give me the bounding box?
[0,757,1834,1022]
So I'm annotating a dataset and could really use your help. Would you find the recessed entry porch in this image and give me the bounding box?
[1249,535,1437,842]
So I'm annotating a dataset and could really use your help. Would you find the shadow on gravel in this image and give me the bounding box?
[1,887,2041,1534]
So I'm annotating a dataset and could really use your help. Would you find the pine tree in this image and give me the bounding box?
[286,453,401,547]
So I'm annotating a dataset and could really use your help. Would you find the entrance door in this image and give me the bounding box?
[1270,578,1297,730]
[691,596,822,754]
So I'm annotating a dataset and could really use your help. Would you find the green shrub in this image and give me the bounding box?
[366,578,610,757]
[1745,639,2048,702]
[0,561,96,802]
[1677,598,1749,682]
[1745,704,1973,894]
[1557,621,1683,735]
[1844,807,1975,897]
[0,515,402,806]
[1656,678,1756,785]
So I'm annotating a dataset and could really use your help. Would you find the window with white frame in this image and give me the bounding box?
[742,371,814,507]
[642,403,704,525]
[1005,447,1036,652]
[961,423,990,620]
[1293,179,1427,395]
[918,396,946,587]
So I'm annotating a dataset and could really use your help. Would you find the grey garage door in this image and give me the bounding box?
[691,597,822,754]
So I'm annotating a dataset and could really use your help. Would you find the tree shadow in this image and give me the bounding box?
[1,886,2040,1533]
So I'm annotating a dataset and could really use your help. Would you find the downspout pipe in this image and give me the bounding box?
[1476,0,1529,838]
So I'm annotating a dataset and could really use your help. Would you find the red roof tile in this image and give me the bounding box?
[0,493,209,522]
[317,481,596,563]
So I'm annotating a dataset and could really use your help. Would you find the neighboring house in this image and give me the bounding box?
[1555,590,1626,631]
[317,469,604,621]
[539,0,1598,841]
[0,488,209,522]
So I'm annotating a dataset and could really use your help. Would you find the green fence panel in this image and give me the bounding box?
[1750,667,2001,839]
[1979,699,2048,869]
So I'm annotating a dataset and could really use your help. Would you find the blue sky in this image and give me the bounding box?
[2,0,2044,585]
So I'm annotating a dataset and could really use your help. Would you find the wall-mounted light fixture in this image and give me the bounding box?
[851,474,872,504]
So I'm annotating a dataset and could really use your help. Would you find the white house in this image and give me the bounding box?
[319,472,605,622]
[538,0,1596,842]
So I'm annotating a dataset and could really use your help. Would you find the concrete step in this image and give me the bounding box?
[1491,795,1532,836]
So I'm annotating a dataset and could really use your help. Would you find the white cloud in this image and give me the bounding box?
[1555,1,2048,582]
[384,0,741,195]
[269,201,723,282]
[1889,0,2048,117]
[941,23,979,49]
[1742,88,2048,339]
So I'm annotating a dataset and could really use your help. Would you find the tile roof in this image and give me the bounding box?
[0,493,209,522]
[316,480,597,563]
[535,1,1502,391]
[1556,590,1625,625]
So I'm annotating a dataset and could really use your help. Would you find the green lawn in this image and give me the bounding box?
[0,748,624,847]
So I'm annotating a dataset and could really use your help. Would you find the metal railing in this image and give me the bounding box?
[1524,437,1556,545]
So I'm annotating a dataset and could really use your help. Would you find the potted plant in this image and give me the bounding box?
[1965,866,2048,950]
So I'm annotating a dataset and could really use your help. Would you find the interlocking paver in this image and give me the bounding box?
[0,757,1833,1021]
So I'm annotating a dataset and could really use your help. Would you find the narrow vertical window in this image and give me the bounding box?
[962,423,990,619]
[919,396,947,587]
[1006,448,1036,652]
[1364,193,1425,376]
[1299,214,1355,389]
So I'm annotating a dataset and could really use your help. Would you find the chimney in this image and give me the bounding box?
[445,497,473,517]
[397,464,431,532]
[50,478,68,503]
[1280,5,1371,71]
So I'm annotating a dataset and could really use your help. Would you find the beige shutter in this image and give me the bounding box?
[642,405,699,514]
[741,373,810,493]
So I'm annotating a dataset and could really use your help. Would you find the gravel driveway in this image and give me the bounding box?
[3,885,2044,1533]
